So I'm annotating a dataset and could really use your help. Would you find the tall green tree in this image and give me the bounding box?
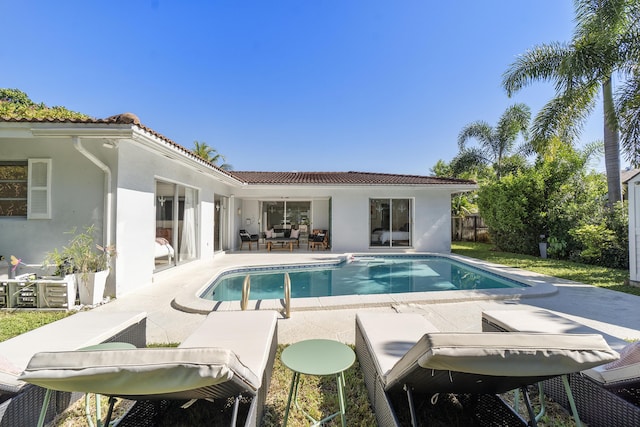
[614,2,640,164]
[0,88,34,105]
[455,103,530,179]
[192,141,232,170]
[503,0,640,204]
[0,88,89,120]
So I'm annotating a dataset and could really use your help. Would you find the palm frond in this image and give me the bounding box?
[495,103,531,147]
[450,148,490,177]
[616,72,640,166]
[457,121,493,150]
[530,84,598,151]
[574,0,631,41]
[502,43,571,96]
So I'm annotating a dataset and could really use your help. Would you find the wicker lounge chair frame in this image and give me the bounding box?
[355,312,618,427]
[0,311,147,427]
[20,310,278,427]
[482,308,640,427]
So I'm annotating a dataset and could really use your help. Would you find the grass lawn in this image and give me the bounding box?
[452,241,640,296]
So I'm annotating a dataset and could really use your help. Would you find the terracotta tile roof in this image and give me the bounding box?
[229,171,475,186]
[1,115,475,187]
[0,114,238,180]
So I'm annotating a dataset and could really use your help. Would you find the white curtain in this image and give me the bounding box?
[180,188,197,261]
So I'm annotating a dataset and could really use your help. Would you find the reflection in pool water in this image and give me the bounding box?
[200,256,527,302]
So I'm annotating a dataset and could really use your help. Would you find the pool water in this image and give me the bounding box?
[200,256,526,302]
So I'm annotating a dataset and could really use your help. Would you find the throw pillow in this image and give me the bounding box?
[290,229,300,239]
[265,229,273,239]
[0,355,21,375]
[604,342,640,369]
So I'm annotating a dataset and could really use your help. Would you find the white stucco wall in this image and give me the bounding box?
[330,187,452,253]
[114,140,234,296]
[234,186,455,253]
[0,136,113,267]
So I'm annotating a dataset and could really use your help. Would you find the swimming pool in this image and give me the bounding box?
[200,256,527,302]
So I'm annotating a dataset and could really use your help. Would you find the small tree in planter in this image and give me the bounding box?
[43,225,116,305]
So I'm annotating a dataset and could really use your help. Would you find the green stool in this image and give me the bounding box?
[281,339,355,427]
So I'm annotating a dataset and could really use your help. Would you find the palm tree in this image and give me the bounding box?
[502,0,639,204]
[192,141,233,170]
[615,2,640,164]
[193,140,214,161]
[455,103,530,179]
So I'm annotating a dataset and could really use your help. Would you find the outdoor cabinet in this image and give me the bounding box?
[0,276,76,309]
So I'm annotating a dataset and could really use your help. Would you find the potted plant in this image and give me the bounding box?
[43,225,116,305]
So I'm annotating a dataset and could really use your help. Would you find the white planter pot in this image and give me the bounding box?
[76,270,108,305]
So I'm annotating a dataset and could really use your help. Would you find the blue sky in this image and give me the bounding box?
[2,1,611,174]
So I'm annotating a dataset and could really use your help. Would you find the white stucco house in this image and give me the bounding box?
[0,114,477,298]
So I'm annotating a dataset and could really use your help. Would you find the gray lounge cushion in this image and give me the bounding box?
[19,311,279,400]
[179,310,278,380]
[385,332,618,392]
[355,312,439,379]
[19,347,259,399]
[481,308,636,387]
[0,311,146,394]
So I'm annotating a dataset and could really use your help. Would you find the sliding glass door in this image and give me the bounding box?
[261,201,311,231]
[155,181,199,270]
[370,198,411,247]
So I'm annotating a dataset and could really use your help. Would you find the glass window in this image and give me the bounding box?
[0,161,28,217]
[370,198,411,247]
[0,159,51,218]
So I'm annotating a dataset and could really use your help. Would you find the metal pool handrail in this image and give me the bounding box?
[284,272,291,319]
[240,272,291,318]
[241,275,250,310]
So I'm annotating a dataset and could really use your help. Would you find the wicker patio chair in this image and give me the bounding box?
[482,308,640,427]
[239,229,260,250]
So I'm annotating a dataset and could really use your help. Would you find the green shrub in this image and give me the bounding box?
[478,172,545,254]
[570,227,627,269]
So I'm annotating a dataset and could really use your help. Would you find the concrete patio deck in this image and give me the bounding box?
[92,251,640,347]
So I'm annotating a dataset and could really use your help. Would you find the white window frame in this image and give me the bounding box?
[27,158,52,219]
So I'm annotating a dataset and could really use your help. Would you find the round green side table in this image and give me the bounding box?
[281,339,355,427]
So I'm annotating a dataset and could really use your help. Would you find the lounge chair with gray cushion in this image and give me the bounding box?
[482,308,640,427]
[0,311,147,427]
[20,310,278,427]
[355,312,618,427]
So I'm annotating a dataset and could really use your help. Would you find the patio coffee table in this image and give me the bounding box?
[266,239,294,252]
[281,339,355,427]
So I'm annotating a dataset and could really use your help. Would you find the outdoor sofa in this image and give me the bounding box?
[482,308,640,427]
[264,228,300,251]
[355,311,618,427]
[0,311,147,427]
[20,310,278,427]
